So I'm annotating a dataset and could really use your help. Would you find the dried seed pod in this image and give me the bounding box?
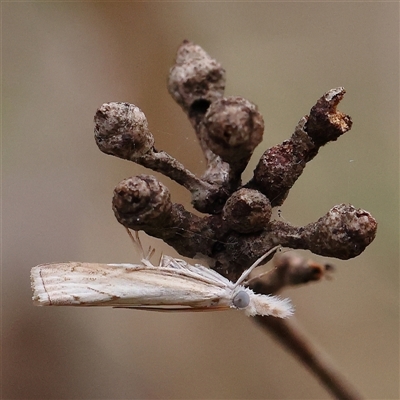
[203,97,264,164]
[94,102,154,159]
[222,188,272,233]
[303,204,378,259]
[168,40,226,114]
[251,117,313,206]
[306,87,353,147]
[249,251,335,294]
[93,40,377,285]
[112,175,172,230]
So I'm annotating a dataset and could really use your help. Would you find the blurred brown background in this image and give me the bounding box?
[3,3,398,399]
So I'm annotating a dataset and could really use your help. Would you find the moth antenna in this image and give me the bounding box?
[246,269,272,286]
[234,245,281,288]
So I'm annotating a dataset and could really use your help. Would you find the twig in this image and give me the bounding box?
[255,317,363,400]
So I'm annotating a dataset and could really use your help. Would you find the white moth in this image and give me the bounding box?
[31,234,293,318]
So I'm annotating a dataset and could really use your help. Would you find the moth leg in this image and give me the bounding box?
[125,228,156,261]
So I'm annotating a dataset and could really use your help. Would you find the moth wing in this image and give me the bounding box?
[31,262,231,308]
[158,256,232,287]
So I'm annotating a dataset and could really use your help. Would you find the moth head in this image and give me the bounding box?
[232,289,250,309]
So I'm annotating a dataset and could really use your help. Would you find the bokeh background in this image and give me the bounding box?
[3,3,399,399]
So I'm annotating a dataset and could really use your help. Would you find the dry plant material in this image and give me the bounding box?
[93,40,377,399]
[94,40,376,282]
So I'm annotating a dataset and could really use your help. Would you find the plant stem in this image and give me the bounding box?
[255,316,363,399]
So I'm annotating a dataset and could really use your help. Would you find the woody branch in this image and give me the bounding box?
[94,40,376,282]
[93,40,377,399]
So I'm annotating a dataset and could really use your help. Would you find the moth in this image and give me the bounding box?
[31,231,293,318]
